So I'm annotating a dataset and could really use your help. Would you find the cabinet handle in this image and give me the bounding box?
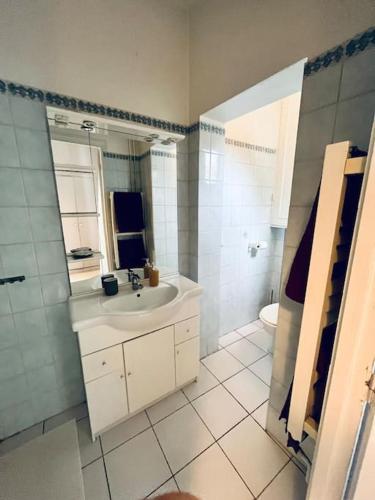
[176,350,180,355]
[102,361,106,366]
[120,374,124,379]
[187,329,190,333]
[127,371,132,376]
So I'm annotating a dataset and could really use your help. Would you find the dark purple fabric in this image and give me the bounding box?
[285,187,320,304]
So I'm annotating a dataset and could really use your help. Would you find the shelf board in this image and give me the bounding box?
[345,156,366,175]
[303,417,318,440]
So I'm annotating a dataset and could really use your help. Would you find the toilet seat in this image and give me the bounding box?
[259,303,279,328]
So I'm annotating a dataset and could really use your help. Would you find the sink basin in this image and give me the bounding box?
[101,281,179,313]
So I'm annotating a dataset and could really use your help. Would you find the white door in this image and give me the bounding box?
[85,370,128,437]
[78,217,99,250]
[74,172,97,213]
[56,174,76,213]
[123,326,175,413]
[175,337,200,387]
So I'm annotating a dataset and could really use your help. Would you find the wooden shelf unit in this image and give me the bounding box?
[287,141,367,442]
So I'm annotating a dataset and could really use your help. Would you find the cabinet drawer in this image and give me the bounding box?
[174,316,200,345]
[82,345,123,383]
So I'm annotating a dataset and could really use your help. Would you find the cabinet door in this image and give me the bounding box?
[78,217,99,250]
[85,370,128,437]
[123,326,175,413]
[62,217,80,252]
[56,173,76,213]
[175,337,200,387]
[74,172,97,213]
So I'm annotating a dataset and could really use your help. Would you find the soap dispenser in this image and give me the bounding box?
[149,266,159,287]
[144,258,153,279]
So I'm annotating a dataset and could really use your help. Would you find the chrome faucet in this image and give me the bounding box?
[131,273,143,291]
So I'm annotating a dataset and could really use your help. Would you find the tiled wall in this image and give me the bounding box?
[150,148,178,271]
[196,122,225,356]
[176,137,190,278]
[267,45,375,454]
[102,154,142,193]
[0,94,84,439]
[219,140,284,335]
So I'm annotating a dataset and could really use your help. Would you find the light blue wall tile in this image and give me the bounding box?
[340,47,375,101]
[0,400,36,439]
[22,169,58,206]
[334,91,375,150]
[0,207,32,243]
[48,333,79,364]
[0,287,11,316]
[45,303,73,337]
[294,104,336,161]
[300,63,341,113]
[40,273,70,305]
[0,94,12,125]
[15,129,52,169]
[0,124,20,167]
[14,308,48,342]
[0,243,38,277]
[57,379,85,411]
[0,314,17,349]
[34,241,66,275]
[31,388,64,423]
[0,347,24,381]
[26,364,58,393]
[20,338,53,371]
[7,276,43,312]
[29,207,62,241]
[0,373,29,411]
[0,167,26,206]
[10,97,47,131]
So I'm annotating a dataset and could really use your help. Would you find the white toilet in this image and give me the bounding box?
[259,302,279,352]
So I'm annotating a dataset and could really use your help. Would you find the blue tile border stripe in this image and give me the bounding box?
[304,26,374,77]
[225,137,276,155]
[103,150,176,161]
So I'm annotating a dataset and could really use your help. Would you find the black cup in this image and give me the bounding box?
[103,277,118,296]
[101,273,114,288]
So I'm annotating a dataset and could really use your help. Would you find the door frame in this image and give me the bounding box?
[307,121,375,499]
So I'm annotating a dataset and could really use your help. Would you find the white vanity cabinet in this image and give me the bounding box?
[78,314,200,440]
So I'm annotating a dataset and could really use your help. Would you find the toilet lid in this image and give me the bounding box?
[260,303,279,326]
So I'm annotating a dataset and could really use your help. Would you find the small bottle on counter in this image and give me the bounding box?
[149,266,159,287]
[143,259,153,279]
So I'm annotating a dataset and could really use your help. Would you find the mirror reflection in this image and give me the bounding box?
[47,107,180,294]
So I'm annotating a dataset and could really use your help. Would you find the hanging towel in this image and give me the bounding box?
[285,186,320,304]
[118,236,146,269]
[114,192,145,233]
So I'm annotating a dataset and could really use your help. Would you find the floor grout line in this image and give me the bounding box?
[98,437,113,500]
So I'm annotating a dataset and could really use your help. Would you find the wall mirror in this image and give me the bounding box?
[46,107,183,295]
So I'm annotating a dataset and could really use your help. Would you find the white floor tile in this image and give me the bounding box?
[237,322,261,337]
[176,444,253,500]
[202,349,244,382]
[82,458,110,500]
[246,329,273,353]
[77,418,102,467]
[219,330,242,347]
[0,422,43,456]
[224,369,269,413]
[147,390,188,424]
[258,461,306,500]
[105,428,171,500]
[44,403,88,432]
[252,401,269,429]
[250,354,273,386]
[148,478,179,498]
[101,411,150,454]
[154,404,214,473]
[182,362,219,401]
[192,385,247,439]
[226,338,267,366]
[219,417,289,497]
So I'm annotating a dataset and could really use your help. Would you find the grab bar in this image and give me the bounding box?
[0,275,26,285]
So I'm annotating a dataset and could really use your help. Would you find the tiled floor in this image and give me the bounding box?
[0,320,307,500]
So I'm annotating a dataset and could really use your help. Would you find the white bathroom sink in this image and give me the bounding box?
[102,282,179,313]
